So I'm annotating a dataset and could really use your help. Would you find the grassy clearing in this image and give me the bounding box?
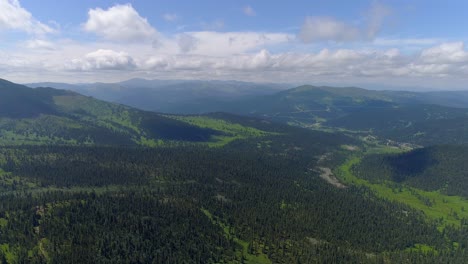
[138,136,164,147]
[170,116,267,136]
[0,115,87,146]
[363,145,407,155]
[405,244,437,254]
[201,208,271,264]
[0,244,16,263]
[0,130,79,146]
[336,156,468,228]
[54,95,141,134]
[170,116,273,147]
[0,218,8,227]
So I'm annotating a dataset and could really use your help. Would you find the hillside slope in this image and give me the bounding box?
[210,85,468,145]
[354,145,468,197]
[0,79,220,146]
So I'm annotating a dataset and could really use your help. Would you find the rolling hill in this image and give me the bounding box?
[354,145,468,197]
[202,85,468,146]
[0,79,224,146]
[327,104,468,145]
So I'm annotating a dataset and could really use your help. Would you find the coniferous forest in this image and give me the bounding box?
[0,133,467,263]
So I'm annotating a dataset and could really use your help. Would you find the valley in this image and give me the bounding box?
[1,79,468,262]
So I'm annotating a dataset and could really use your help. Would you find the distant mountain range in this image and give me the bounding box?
[26,79,288,114]
[26,79,468,113]
[24,79,468,145]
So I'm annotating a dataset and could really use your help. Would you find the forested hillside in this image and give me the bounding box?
[152,84,468,146]
[0,133,464,263]
[0,79,227,146]
[354,145,468,197]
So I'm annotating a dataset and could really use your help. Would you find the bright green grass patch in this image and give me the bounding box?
[201,208,271,264]
[363,145,408,155]
[206,135,244,147]
[171,116,267,136]
[361,137,418,155]
[405,243,437,254]
[0,130,79,146]
[280,200,287,210]
[0,244,17,263]
[38,238,51,262]
[0,171,39,190]
[138,136,164,147]
[336,157,468,228]
[170,116,273,147]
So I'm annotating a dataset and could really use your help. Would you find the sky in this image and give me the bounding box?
[1,0,468,89]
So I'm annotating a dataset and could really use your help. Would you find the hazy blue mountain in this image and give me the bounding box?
[26,79,288,113]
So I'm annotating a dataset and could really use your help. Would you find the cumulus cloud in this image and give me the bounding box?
[0,0,55,35]
[299,3,391,43]
[163,13,178,22]
[67,49,136,71]
[136,41,468,82]
[141,48,376,74]
[83,4,157,42]
[420,42,468,63]
[5,28,468,88]
[243,6,256,16]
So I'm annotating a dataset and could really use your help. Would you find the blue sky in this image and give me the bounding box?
[1,0,468,89]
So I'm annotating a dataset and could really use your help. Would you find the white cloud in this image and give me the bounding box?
[0,0,55,35]
[163,13,179,22]
[137,42,468,84]
[67,49,136,71]
[5,25,468,89]
[178,33,198,53]
[83,4,157,42]
[141,48,376,74]
[181,31,293,56]
[24,39,55,50]
[298,3,391,43]
[298,16,360,43]
[420,42,468,63]
[373,38,441,47]
[243,6,256,16]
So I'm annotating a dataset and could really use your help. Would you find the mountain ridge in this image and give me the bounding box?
[0,78,223,146]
